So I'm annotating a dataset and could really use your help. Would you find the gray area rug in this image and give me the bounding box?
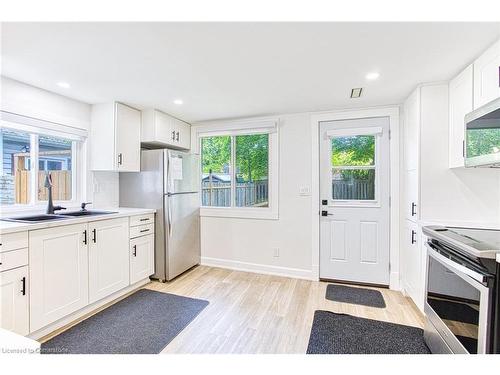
[307,310,430,354]
[41,289,209,354]
[326,284,386,308]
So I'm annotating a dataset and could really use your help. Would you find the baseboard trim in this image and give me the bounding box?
[201,257,316,281]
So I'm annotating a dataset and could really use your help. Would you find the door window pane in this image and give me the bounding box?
[0,128,31,205]
[201,136,231,207]
[38,135,72,201]
[235,134,269,207]
[332,135,375,166]
[332,169,375,200]
[331,134,376,201]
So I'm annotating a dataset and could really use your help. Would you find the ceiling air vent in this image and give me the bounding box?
[350,88,363,98]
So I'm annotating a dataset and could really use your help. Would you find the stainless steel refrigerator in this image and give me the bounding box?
[119,149,200,281]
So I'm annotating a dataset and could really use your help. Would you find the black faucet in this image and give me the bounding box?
[44,172,66,214]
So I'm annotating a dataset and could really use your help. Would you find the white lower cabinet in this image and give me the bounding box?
[88,217,130,303]
[130,234,154,284]
[0,266,29,335]
[401,220,423,309]
[29,223,89,332]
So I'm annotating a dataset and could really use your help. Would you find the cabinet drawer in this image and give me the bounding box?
[130,223,155,238]
[0,248,28,272]
[0,231,28,253]
[130,213,154,227]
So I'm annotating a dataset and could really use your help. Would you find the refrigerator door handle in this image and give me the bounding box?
[167,197,173,238]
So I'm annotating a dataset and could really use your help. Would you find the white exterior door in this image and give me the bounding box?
[88,217,130,303]
[319,117,391,285]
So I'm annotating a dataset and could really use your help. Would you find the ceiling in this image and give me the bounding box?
[1,22,500,122]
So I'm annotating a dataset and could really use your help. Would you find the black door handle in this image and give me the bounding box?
[411,230,416,244]
[92,228,97,243]
[133,245,137,257]
[21,277,26,296]
[321,210,333,217]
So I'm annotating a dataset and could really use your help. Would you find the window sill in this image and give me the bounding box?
[200,207,279,221]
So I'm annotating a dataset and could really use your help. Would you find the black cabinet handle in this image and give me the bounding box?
[92,228,97,243]
[175,131,179,141]
[83,230,88,244]
[133,245,137,257]
[21,277,26,296]
[411,202,417,217]
[140,229,149,233]
[118,153,123,165]
[411,230,416,244]
[172,131,176,141]
[139,218,150,222]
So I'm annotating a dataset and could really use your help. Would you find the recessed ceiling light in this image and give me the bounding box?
[57,82,70,89]
[173,99,183,105]
[350,88,363,98]
[365,72,380,80]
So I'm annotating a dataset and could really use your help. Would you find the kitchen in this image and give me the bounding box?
[0,12,500,369]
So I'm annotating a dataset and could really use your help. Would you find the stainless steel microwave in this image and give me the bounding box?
[465,97,500,168]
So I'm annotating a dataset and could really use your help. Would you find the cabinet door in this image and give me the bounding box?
[176,119,191,150]
[403,88,420,171]
[130,234,154,284]
[449,65,473,168]
[88,217,130,303]
[155,110,175,145]
[473,39,500,109]
[401,220,422,308]
[115,102,141,172]
[30,223,88,332]
[0,266,29,335]
[404,169,419,222]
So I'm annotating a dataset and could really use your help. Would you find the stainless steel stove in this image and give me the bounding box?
[423,225,500,354]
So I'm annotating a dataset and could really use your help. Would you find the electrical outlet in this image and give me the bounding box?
[273,247,280,258]
[299,186,311,196]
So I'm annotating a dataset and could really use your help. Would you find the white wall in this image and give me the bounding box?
[196,113,316,279]
[1,76,119,208]
[419,85,500,228]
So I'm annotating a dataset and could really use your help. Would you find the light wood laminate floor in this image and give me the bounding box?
[142,265,424,354]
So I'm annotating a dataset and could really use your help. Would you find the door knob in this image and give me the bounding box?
[321,210,333,217]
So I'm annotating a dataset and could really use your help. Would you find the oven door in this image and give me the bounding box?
[424,243,492,354]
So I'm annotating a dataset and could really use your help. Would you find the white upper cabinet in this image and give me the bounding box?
[448,64,473,168]
[141,109,191,150]
[473,39,500,109]
[91,102,141,172]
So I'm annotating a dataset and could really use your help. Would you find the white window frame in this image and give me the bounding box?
[194,118,279,220]
[0,112,87,213]
[327,127,382,208]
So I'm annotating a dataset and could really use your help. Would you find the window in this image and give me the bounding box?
[0,125,79,207]
[331,134,376,201]
[198,120,278,219]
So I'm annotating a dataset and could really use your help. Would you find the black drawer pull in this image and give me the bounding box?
[133,245,137,257]
[411,230,416,244]
[21,277,26,295]
[139,218,150,222]
[140,229,150,233]
[411,202,417,216]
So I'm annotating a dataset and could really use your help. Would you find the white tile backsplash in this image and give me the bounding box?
[91,172,119,209]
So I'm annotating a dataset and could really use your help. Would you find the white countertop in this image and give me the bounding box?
[0,328,40,354]
[0,207,155,235]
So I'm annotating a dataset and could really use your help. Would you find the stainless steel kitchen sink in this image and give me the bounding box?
[2,214,71,223]
[57,210,117,217]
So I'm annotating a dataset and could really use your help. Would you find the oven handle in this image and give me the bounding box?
[425,243,489,286]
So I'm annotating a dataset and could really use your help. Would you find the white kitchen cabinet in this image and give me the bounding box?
[401,220,423,309]
[0,266,29,335]
[141,109,191,150]
[88,217,130,303]
[30,223,89,332]
[130,234,154,284]
[473,39,500,109]
[404,169,418,222]
[91,102,141,172]
[403,88,420,171]
[449,64,473,168]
